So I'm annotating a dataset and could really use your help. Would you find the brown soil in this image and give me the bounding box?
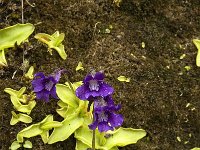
[0,0,200,150]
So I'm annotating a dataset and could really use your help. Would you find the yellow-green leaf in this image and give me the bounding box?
[40,121,62,130]
[10,96,22,110]
[0,23,35,50]
[48,115,84,144]
[10,111,32,125]
[40,131,49,144]
[0,50,7,66]
[141,42,145,48]
[76,140,90,150]
[117,76,130,82]
[76,62,84,71]
[193,39,200,67]
[184,66,191,71]
[17,115,53,142]
[56,84,78,108]
[191,148,200,150]
[23,140,32,149]
[34,31,67,60]
[180,54,186,59]
[17,100,36,114]
[17,124,43,143]
[4,87,26,97]
[18,113,32,123]
[56,107,68,118]
[24,66,34,79]
[104,128,146,149]
[65,81,83,90]
[75,126,146,150]
[57,100,68,108]
[10,111,19,125]
[75,125,101,149]
[9,141,21,150]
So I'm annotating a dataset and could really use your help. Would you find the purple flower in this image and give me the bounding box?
[89,96,123,132]
[76,71,123,132]
[76,71,114,100]
[32,70,62,102]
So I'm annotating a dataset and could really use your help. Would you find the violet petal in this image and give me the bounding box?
[85,90,100,99]
[98,122,113,132]
[98,83,114,96]
[94,72,104,80]
[84,74,93,83]
[50,86,58,99]
[36,90,50,102]
[44,77,56,91]
[108,113,123,127]
[75,85,87,100]
[32,78,44,92]
[54,70,63,82]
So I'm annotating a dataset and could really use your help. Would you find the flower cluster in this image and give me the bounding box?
[31,70,62,102]
[76,71,123,132]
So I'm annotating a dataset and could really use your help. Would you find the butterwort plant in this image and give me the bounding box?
[74,71,146,150]
[7,69,146,150]
[76,71,123,132]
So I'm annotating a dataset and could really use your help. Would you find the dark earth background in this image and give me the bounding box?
[0,0,200,149]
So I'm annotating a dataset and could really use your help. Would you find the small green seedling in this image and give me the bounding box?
[141,42,145,48]
[177,136,181,142]
[34,31,67,60]
[184,66,191,71]
[180,54,186,59]
[117,76,130,82]
[10,140,32,150]
[193,39,200,67]
[24,66,34,79]
[0,23,35,66]
[76,62,84,71]
[113,0,122,7]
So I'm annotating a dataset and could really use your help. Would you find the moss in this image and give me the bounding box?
[0,0,200,149]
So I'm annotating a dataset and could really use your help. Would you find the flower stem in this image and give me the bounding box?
[92,129,95,150]
[92,104,95,150]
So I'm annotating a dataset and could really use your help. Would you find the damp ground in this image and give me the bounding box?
[0,0,200,149]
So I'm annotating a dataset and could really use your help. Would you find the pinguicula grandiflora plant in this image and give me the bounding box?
[4,86,36,149]
[34,31,67,60]
[75,71,123,133]
[74,71,146,150]
[0,23,66,67]
[0,23,35,66]
[5,69,146,150]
